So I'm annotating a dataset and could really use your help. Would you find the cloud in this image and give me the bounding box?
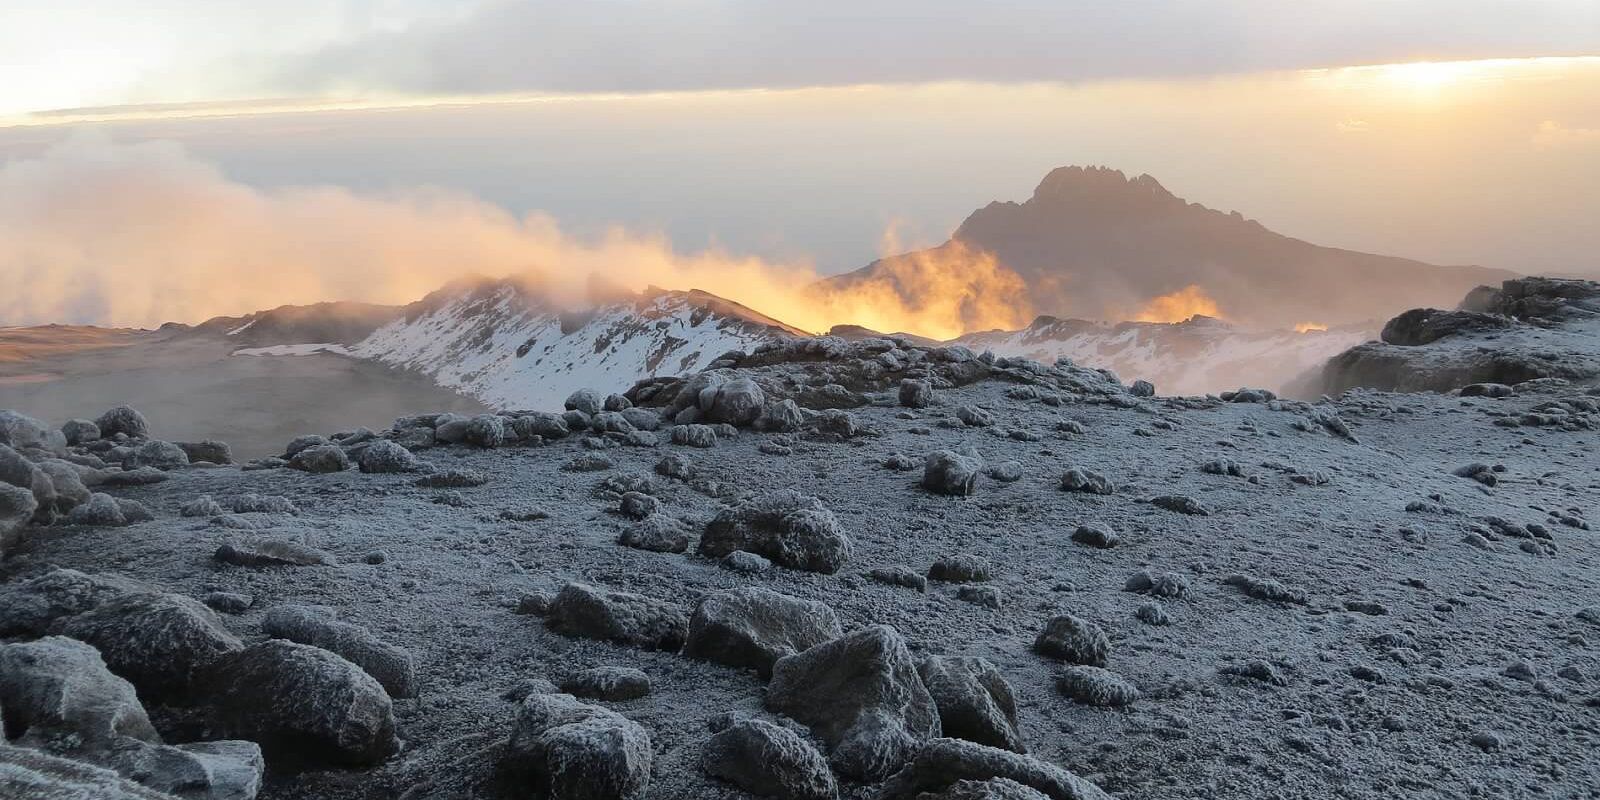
[1533,119,1600,147]
[0,133,1031,338]
[205,1,1600,100]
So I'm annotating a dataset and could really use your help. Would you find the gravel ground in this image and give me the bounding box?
[5,377,1600,799]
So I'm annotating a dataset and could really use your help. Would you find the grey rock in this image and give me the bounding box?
[0,745,175,799]
[620,407,661,431]
[1129,380,1155,397]
[900,378,934,408]
[869,566,928,593]
[98,466,170,487]
[517,412,571,440]
[704,377,766,426]
[957,586,1002,609]
[175,440,233,465]
[464,414,507,448]
[1058,468,1114,495]
[671,424,719,448]
[560,666,651,701]
[204,640,399,766]
[766,625,940,781]
[917,778,1053,799]
[1069,524,1118,549]
[618,491,659,520]
[0,443,55,518]
[616,516,690,553]
[0,482,36,556]
[214,537,335,567]
[702,718,837,800]
[721,550,773,573]
[181,495,227,517]
[52,592,242,699]
[358,440,422,473]
[95,406,150,440]
[565,389,605,416]
[699,490,852,574]
[923,450,982,496]
[286,444,347,473]
[956,406,996,427]
[590,411,635,434]
[262,605,418,699]
[414,468,489,488]
[928,554,993,583]
[563,454,616,472]
[1223,573,1309,604]
[685,588,843,678]
[1150,495,1210,515]
[0,567,152,636]
[37,459,90,513]
[1134,602,1171,626]
[282,434,329,458]
[917,656,1025,752]
[504,692,652,800]
[876,738,1111,800]
[1055,666,1139,707]
[61,418,101,445]
[1032,615,1109,666]
[66,492,149,527]
[756,399,806,433]
[1123,569,1190,599]
[203,591,253,615]
[545,583,688,651]
[229,493,297,514]
[0,635,159,745]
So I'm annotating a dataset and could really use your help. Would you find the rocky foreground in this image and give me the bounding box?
[3,326,1599,799]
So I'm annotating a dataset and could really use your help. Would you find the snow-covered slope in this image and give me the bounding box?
[956,315,1370,396]
[351,278,805,409]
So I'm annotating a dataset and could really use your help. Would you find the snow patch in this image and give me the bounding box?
[232,343,350,357]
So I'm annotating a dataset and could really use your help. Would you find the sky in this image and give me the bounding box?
[1,2,1598,328]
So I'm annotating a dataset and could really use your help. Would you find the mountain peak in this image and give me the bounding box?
[1029,165,1179,208]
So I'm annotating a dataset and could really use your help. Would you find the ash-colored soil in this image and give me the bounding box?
[6,375,1599,798]
[0,334,486,459]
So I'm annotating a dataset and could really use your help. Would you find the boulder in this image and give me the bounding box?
[0,443,54,519]
[702,718,837,800]
[262,605,418,699]
[464,414,507,448]
[52,592,243,700]
[756,399,806,433]
[61,418,101,445]
[102,739,265,800]
[927,554,992,583]
[703,378,766,426]
[66,493,153,527]
[431,415,471,444]
[917,656,1024,753]
[175,440,233,465]
[684,588,843,677]
[670,424,718,448]
[876,738,1111,800]
[1032,615,1109,667]
[124,440,190,470]
[1055,666,1140,707]
[616,516,690,553]
[288,445,349,473]
[0,483,36,556]
[1381,307,1512,346]
[0,567,151,636]
[95,406,150,439]
[0,410,62,454]
[517,412,571,440]
[923,451,982,496]
[504,692,652,800]
[36,459,91,512]
[357,440,422,473]
[214,537,335,567]
[0,636,159,745]
[203,640,399,766]
[559,666,651,701]
[545,583,688,651]
[699,490,852,574]
[766,626,940,781]
[564,389,605,416]
[899,379,933,408]
[0,745,174,800]
[1059,469,1114,495]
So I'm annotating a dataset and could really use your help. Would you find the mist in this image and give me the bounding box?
[0,133,1040,338]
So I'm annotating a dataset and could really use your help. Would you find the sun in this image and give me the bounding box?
[1376,60,1475,91]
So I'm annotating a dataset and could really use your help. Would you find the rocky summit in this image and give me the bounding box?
[3,304,1599,799]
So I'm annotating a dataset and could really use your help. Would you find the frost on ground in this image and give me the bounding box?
[3,296,1600,799]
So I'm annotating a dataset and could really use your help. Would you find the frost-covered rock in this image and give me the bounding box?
[0,635,160,745]
[703,377,766,426]
[671,424,718,448]
[66,493,152,527]
[766,625,940,781]
[0,568,151,636]
[464,414,507,448]
[282,434,329,458]
[545,583,688,651]
[616,516,690,553]
[175,440,233,465]
[565,389,605,416]
[0,482,36,556]
[702,718,837,800]
[876,738,1111,800]
[899,378,933,408]
[1032,615,1109,666]
[288,444,349,473]
[918,655,1025,753]
[358,439,422,473]
[504,692,652,800]
[61,418,101,445]
[262,605,418,699]
[957,405,996,427]
[52,592,243,700]
[204,640,399,766]
[684,587,842,677]
[928,554,993,583]
[1055,666,1140,707]
[214,537,334,567]
[1059,468,1114,495]
[95,406,150,440]
[559,666,651,701]
[923,450,982,496]
[698,490,852,574]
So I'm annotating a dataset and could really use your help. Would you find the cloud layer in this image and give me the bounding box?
[0,134,1032,337]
